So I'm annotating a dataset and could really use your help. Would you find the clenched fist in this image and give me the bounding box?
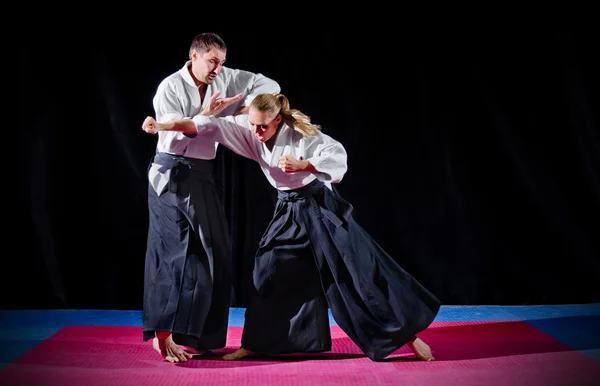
[279,155,307,173]
[142,116,160,134]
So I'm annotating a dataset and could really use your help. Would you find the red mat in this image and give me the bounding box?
[1,322,598,385]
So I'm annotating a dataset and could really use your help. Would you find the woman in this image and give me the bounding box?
[141,93,441,362]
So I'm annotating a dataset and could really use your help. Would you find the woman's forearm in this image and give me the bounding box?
[156,119,197,135]
[298,159,317,173]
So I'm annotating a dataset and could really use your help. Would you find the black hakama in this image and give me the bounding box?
[142,152,232,350]
[241,179,441,361]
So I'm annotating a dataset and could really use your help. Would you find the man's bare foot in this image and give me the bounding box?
[153,338,207,359]
[407,337,435,361]
[222,348,254,361]
[153,336,162,354]
[154,332,193,363]
[181,345,208,356]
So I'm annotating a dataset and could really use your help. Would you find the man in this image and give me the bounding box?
[143,32,280,363]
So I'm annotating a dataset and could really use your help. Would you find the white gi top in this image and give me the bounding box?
[192,115,348,191]
[153,61,280,159]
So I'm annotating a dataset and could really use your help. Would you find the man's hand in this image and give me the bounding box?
[201,91,243,116]
[279,155,314,173]
[142,116,161,134]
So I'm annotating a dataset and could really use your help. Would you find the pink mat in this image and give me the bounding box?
[1,322,598,385]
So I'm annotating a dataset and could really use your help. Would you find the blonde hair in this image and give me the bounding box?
[250,93,320,137]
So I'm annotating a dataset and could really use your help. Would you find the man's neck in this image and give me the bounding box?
[187,64,207,91]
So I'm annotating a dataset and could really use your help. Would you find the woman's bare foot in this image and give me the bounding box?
[407,337,435,361]
[222,348,254,361]
[153,332,193,363]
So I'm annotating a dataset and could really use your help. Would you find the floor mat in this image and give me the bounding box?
[1,322,598,385]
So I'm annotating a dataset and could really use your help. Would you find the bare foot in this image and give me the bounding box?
[154,332,193,363]
[407,337,434,361]
[180,345,208,355]
[153,338,207,360]
[222,348,254,361]
[153,336,162,355]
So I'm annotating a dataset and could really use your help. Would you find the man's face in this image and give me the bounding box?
[248,107,281,143]
[191,47,226,84]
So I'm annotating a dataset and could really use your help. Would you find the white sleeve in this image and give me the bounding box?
[304,132,348,183]
[192,115,260,162]
[243,73,281,106]
[225,68,281,106]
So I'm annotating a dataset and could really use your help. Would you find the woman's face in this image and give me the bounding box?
[248,107,281,143]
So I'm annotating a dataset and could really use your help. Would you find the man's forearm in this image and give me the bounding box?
[234,106,249,116]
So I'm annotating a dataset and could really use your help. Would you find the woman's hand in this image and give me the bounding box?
[142,116,161,134]
[279,155,315,173]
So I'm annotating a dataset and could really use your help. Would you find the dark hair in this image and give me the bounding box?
[189,33,227,59]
